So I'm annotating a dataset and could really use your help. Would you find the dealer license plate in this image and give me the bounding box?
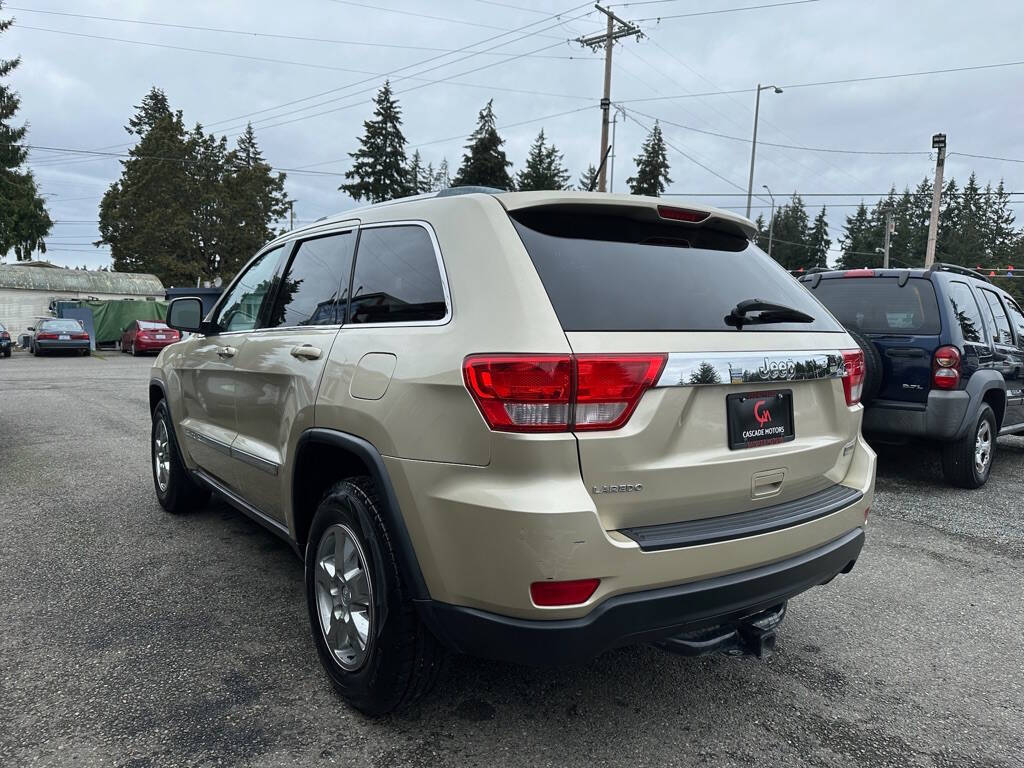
[726,390,794,450]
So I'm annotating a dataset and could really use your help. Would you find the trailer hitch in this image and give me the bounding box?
[654,602,787,659]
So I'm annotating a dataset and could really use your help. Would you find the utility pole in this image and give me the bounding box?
[745,84,783,218]
[288,200,296,230]
[576,5,642,193]
[762,184,776,260]
[924,133,946,268]
[882,208,894,269]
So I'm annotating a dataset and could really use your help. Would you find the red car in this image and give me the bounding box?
[120,320,180,356]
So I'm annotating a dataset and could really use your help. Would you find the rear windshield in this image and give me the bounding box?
[138,321,168,329]
[808,277,941,335]
[511,210,841,332]
[40,319,84,331]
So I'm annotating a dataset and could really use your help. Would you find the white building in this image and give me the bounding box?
[0,261,164,336]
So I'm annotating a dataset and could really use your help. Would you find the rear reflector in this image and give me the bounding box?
[657,205,709,223]
[463,354,666,433]
[840,348,865,406]
[530,578,600,606]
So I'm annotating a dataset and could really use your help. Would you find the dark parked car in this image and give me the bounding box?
[0,322,11,357]
[29,318,91,356]
[120,320,180,356]
[801,263,1024,488]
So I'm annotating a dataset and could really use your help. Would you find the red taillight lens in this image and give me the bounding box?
[932,345,961,390]
[840,348,865,406]
[72,332,89,340]
[657,205,709,223]
[0,332,9,340]
[36,332,58,340]
[463,355,573,432]
[530,578,600,607]
[463,354,666,433]
[574,354,666,430]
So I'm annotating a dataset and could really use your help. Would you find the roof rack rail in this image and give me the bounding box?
[926,262,991,283]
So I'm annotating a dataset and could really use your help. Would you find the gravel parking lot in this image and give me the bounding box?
[1,350,1022,768]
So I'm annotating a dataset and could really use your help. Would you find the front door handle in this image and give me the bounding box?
[216,346,237,359]
[291,344,322,360]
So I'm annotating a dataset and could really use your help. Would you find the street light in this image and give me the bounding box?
[762,184,776,260]
[745,84,783,218]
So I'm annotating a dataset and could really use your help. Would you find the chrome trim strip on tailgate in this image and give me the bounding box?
[618,484,864,552]
[656,349,847,388]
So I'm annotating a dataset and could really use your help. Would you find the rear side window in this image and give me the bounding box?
[349,225,447,325]
[809,277,940,335]
[1005,298,1024,347]
[511,211,840,332]
[979,289,1014,346]
[266,231,356,328]
[946,281,985,344]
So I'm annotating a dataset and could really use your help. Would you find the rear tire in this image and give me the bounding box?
[2,349,9,358]
[305,477,445,715]
[151,399,210,513]
[844,326,882,404]
[131,343,139,357]
[941,403,996,489]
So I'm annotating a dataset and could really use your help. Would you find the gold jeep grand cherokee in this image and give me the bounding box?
[150,190,875,715]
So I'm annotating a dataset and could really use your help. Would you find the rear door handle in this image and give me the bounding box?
[216,346,237,359]
[291,345,322,360]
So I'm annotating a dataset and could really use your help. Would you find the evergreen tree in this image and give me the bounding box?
[515,129,570,191]
[0,3,52,261]
[99,88,197,284]
[807,207,831,268]
[187,125,229,276]
[340,81,410,203]
[577,164,599,191]
[766,193,811,270]
[407,150,432,195]
[753,213,768,251]
[627,122,672,197]
[220,123,289,277]
[432,158,452,191]
[453,100,514,189]
[838,202,883,269]
[988,180,1017,266]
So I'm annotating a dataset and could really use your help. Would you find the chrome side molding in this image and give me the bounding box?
[656,350,847,388]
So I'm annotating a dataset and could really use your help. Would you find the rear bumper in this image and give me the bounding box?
[134,338,177,352]
[35,339,90,351]
[418,528,864,665]
[863,391,969,440]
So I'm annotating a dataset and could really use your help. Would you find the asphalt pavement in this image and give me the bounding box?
[1,350,1021,768]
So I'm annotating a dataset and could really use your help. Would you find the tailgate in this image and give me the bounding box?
[568,332,861,531]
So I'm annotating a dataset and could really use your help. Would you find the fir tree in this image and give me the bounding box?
[807,207,831,268]
[767,193,811,270]
[988,180,1017,266]
[577,164,599,191]
[340,82,410,203]
[432,158,452,191]
[627,122,672,197]
[99,88,197,284]
[453,100,513,189]
[0,3,52,261]
[838,202,883,269]
[220,123,289,277]
[407,150,432,195]
[515,129,570,191]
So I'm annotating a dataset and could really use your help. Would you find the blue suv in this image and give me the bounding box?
[801,263,1024,488]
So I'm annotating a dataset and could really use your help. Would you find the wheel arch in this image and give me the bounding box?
[292,429,429,601]
[960,371,1006,434]
[149,378,169,416]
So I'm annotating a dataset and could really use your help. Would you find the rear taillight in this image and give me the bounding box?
[72,332,89,340]
[657,205,709,223]
[463,353,666,433]
[843,269,875,277]
[0,332,9,340]
[530,578,600,606]
[840,348,865,406]
[36,332,58,340]
[932,345,961,390]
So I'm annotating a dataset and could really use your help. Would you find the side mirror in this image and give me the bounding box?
[166,297,205,333]
[27,326,35,332]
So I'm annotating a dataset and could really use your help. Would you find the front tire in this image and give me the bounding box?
[942,403,996,488]
[305,477,445,715]
[151,399,210,513]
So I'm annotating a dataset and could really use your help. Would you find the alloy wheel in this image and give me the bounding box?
[314,523,374,671]
[974,419,992,477]
[153,419,171,493]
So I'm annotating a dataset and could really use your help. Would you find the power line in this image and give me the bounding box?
[5,6,595,59]
[620,59,1024,104]
[950,152,1024,164]
[633,0,821,22]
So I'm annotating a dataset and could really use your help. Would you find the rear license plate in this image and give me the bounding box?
[155,334,167,339]
[58,334,70,340]
[726,390,794,450]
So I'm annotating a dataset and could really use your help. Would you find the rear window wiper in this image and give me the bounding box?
[725,298,814,329]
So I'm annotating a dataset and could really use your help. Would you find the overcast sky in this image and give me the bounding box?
[5,0,1024,270]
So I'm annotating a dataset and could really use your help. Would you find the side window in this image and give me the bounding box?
[946,281,986,344]
[1005,298,1024,348]
[265,231,356,328]
[215,246,284,332]
[980,289,1013,346]
[349,225,447,325]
